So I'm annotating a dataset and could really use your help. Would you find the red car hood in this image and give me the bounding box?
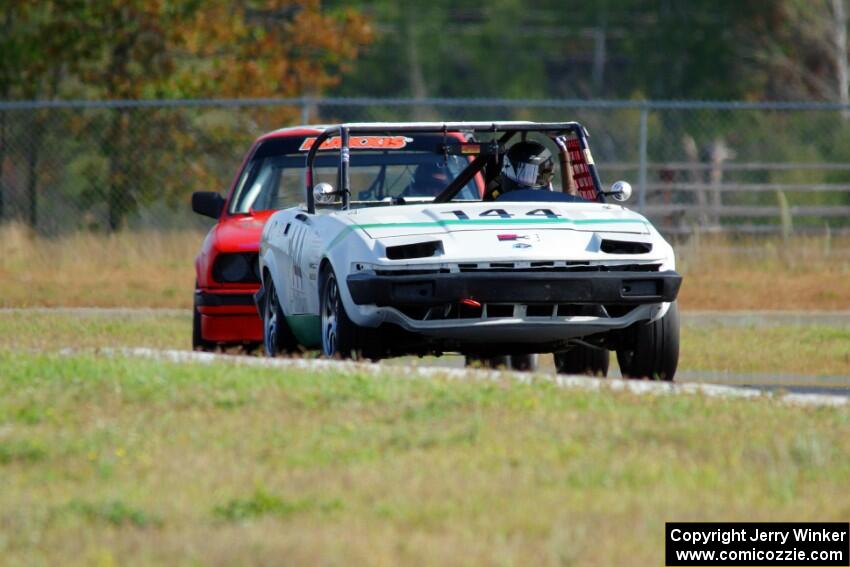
[213,211,276,252]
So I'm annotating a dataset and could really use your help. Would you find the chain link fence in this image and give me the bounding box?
[1,97,850,235]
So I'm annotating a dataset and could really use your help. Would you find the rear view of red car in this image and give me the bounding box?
[191,126,323,350]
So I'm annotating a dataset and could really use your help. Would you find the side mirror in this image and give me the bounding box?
[192,191,225,219]
[313,182,337,205]
[604,181,632,202]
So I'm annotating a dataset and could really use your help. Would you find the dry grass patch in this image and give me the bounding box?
[675,234,850,310]
[0,223,200,308]
[1,223,849,310]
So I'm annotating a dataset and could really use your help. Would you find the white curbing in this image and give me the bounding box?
[73,347,849,408]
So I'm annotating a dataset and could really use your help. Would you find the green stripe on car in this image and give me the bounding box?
[328,216,650,250]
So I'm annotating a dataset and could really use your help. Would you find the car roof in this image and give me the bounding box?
[255,121,584,143]
[255,125,332,143]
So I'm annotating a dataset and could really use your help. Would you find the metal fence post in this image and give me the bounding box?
[638,104,648,212]
[301,97,310,125]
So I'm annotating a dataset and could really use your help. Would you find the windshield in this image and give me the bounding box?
[230,145,481,214]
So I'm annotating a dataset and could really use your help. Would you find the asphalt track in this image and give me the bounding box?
[4,307,849,401]
[387,356,850,398]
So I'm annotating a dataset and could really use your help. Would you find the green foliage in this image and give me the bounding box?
[213,488,343,522]
[66,499,159,528]
[329,0,783,101]
[0,438,47,464]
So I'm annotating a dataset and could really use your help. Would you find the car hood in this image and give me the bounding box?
[213,211,276,252]
[339,202,651,238]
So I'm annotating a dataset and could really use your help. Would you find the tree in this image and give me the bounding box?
[1,0,373,231]
[740,0,850,106]
[1,2,103,229]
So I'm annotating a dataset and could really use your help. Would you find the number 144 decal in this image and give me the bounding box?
[442,208,561,220]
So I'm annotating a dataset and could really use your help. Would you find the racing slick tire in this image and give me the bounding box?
[554,345,610,377]
[192,291,215,352]
[320,266,363,360]
[616,301,680,381]
[262,279,299,357]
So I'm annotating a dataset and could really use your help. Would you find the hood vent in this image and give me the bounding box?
[386,240,443,260]
[600,239,652,254]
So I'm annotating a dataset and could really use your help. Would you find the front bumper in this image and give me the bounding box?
[195,290,256,308]
[195,289,262,343]
[347,270,682,306]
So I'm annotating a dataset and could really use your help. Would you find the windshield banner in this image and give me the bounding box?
[299,136,411,152]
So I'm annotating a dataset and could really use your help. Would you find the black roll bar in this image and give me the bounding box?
[304,121,596,214]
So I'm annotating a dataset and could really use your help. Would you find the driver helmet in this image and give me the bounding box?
[412,162,450,196]
[499,140,555,194]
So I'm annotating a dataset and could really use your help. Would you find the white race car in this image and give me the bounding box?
[255,122,682,379]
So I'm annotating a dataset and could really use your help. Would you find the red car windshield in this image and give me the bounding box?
[229,136,481,214]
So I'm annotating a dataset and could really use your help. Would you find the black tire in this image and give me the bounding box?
[510,354,538,372]
[192,294,215,352]
[554,345,610,377]
[320,266,361,359]
[262,280,298,357]
[617,301,680,381]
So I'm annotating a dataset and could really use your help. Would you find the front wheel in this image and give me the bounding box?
[616,301,680,381]
[320,267,360,359]
[263,280,298,357]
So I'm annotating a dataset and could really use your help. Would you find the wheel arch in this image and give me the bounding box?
[318,256,333,280]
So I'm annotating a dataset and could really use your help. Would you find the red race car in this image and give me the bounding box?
[190,126,323,351]
[191,124,483,351]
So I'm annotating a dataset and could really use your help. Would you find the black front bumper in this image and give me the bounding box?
[347,270,682,306]
[194,290,256,307]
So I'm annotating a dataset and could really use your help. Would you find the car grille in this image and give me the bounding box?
[394,302,636,322]
[375,262,661,277]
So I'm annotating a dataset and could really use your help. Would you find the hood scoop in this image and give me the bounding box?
[385,240,443,260]
[600,239,652,254]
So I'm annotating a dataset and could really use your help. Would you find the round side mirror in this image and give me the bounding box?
[608,180,632,202]
[313,182,337,204]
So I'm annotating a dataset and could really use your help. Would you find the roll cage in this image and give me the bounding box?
[303,121,605,214]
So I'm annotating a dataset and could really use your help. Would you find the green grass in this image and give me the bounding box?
[1,311,847,377]
[0,311,190,351]
[0,352,848,566]
[681,324,850,377]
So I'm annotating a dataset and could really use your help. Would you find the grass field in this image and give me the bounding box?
[1,224,849,310]
[2,311,847,378]
[1,352,848,566]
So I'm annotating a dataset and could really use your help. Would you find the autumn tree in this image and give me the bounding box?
[1,0,372,230]
[0,1,89,227]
